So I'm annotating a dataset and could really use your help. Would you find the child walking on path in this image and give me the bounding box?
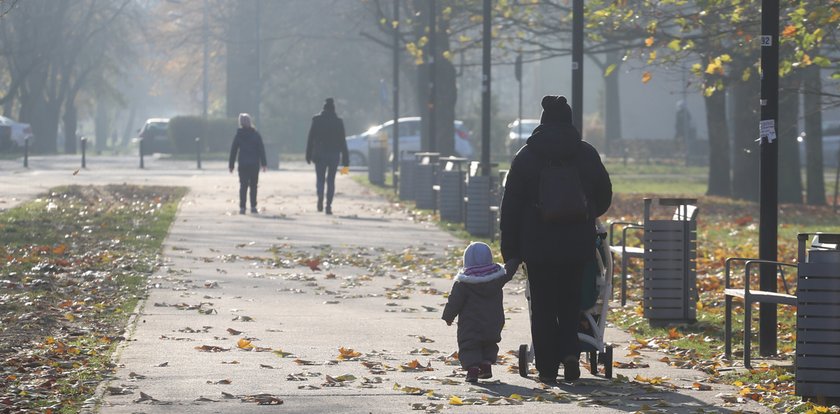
[442,242,514,383]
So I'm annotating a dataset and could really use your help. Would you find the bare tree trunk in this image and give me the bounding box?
[803,65,826,205]
[436,58,456,156]
[730,63,760,201]
[122,106,137,147]
[415,1,456,157]
[604,52,622,145]
[95,101,110,153]
[3,95,13,117]
[778,73,803,203]
[225,0,260,119]
[63,101,77,154]
[704,86,731,196]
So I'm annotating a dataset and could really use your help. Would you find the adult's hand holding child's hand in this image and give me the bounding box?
[504,259,521,279]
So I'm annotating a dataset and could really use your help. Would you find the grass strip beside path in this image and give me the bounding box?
[0,184,186,413]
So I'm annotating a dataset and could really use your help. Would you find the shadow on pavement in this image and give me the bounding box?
[469,376,747,413]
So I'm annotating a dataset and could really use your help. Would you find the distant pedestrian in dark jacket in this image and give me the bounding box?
[229,113,267,214]
[499,95,612,383]
[442,242,513,383]
[305,98,349,215]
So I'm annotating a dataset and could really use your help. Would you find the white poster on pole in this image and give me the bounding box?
[759,119,776,143]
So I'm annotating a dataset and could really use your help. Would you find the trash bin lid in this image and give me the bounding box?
[808,249,840,263]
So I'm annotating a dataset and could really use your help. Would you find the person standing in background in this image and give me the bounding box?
[305,98,349,215]
[229,113,267,215]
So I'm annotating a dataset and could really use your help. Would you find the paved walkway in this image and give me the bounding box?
[0,155,770,413]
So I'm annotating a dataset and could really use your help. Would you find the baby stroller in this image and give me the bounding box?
[518,223,614,379]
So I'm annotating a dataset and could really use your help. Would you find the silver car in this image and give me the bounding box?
[346,117,474,166]
[506,118,539,156]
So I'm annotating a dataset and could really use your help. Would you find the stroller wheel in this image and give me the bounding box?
[518,344,529,378]
[588,351,598,375]
[603,346,613,379]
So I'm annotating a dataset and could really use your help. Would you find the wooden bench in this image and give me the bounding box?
[724,258,797,369]
[609,221,645,306]
[608,203,697,306]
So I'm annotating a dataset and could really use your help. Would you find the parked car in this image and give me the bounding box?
[799,120,840,168]
[138,118,172,155]
[506,118,539,156]
[346,117,474,166]
[0,115,34,149]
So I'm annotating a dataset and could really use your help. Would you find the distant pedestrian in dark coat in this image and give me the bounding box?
[229,113,267,214]
[499,95,612,383]
[442,242,513,383]
[305,98,349,215]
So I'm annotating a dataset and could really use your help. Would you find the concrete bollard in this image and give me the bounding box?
[23,136,29,168]
[80,136,87,168]
[139,138,145,169]
[196,137,202,169]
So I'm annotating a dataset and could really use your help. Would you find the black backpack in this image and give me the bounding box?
[536,158,589,223]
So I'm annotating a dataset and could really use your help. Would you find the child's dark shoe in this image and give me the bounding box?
[478,362,492,379]
[465,367,480,383]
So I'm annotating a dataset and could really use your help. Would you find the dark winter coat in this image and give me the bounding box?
[499,122,612,265]
[442,266,511,350]
[229,127,267,169]
[306,110,349,166]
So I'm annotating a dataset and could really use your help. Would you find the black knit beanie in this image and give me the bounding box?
[539,95,573,124]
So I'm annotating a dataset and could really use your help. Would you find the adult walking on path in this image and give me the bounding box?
[229,113,267,214]
[305,98,349,215]
[500,95,612,383]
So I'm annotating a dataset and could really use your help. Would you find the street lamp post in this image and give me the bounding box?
[758,0,780,356]
[572,0,584,134]
[515,53,523,154]
[202,0,209,118]
[427,0,436,153]
[481,0,491,177]
[392,0,400,192]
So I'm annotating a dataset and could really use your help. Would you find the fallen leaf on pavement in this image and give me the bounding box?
[337,347,362,360]
[241,394,283,405]
[693,382,712,391]
[399,359,433,372]
[393,383,429,395]
[107,386,133,395]
[273,349,294,358]
[302,258,321,271]
[195,345,230,352]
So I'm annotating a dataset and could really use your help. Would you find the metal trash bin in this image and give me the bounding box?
[437,157,467,222]
[398,151,417,201]
[465,162,498,238]
[367,132,387,185]
[796,232,840,405]
[642,198,699,326]
[413,152,440,210]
